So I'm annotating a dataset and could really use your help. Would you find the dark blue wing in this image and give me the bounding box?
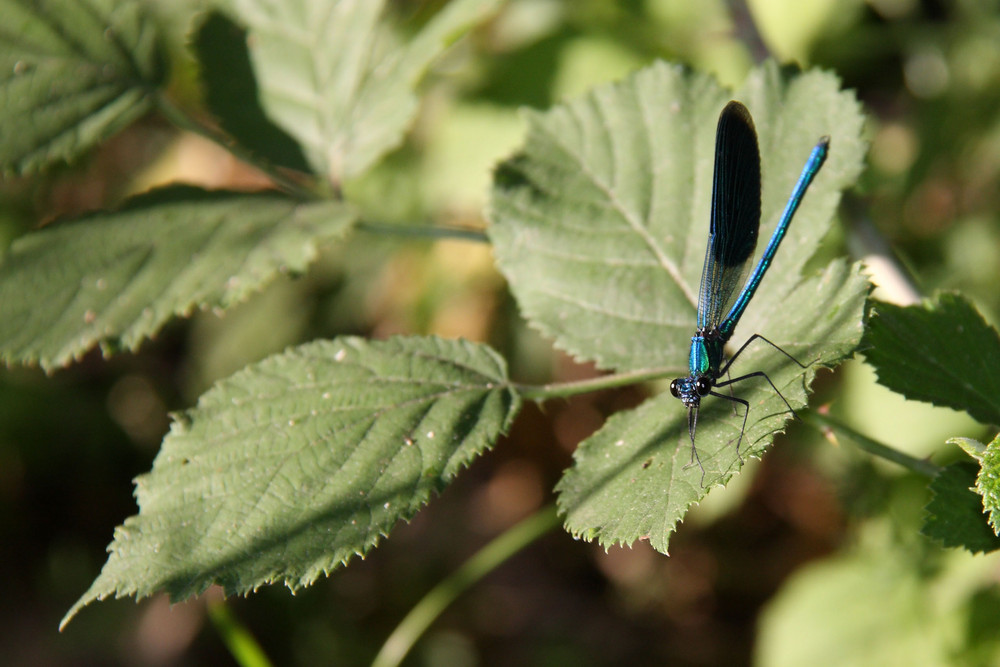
[696,101,761,332]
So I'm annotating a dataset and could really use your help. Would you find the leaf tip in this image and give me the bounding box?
[951,437,987,461]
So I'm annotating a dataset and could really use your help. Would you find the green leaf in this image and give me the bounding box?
[62,335,520,628]
[760,554,927,666]
[228,0,500,182]
[977,434,1000,535]
[192,11,311,174]
[922,461,1000,554]
[558,260,869,552]
[756,540,980,667]
[953,436,988,459]
[489,60,866,373]
[0,186,356,370]
[0,0,165,174]
[864,293,1000,426]
[952,433,1000,540]
[490,61,868,551]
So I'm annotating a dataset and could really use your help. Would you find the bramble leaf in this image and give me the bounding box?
[62,336,520,627]
[865,293,1000,425]
[227,0,500,182]
[922,460,1000,554]
[192,11,311,173]
[557,261,868,552]
[491,61,868,551]
[0,0,164,173]
[0,186,355,370]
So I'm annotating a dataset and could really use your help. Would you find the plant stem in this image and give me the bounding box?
[356,220,489,243]
[371,505,561,667]
[805,411,941,477]
[153,93,321,201]
[207,600,274,667]
[515,368,673,401]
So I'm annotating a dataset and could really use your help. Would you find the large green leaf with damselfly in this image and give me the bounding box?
[489,61,868,552]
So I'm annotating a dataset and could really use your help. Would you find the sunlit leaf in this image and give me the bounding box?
[490,60,866,373]
[946,434,1000,545]
[974,434,1000,537]
[922,460,1000,554]
[227,0,500,182]
[489,61,868,551]
[558,261,868,552]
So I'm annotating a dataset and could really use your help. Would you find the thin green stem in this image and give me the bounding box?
[805,411,941,477]
[356,220,489,243]
[207,600,274,667]
[153,93,321,201]
[515,368,673,401]
[371,505,561,667]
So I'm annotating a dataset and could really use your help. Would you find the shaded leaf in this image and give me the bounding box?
[192,11,311,173]
[922,461,1000,554]
[229,0,500,182]
[62,335,520,627]
[0,186,355,370]
[0,0,164,174]
[864,293,1000,426]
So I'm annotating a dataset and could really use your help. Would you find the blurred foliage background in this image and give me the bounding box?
[3,0,1000,664]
